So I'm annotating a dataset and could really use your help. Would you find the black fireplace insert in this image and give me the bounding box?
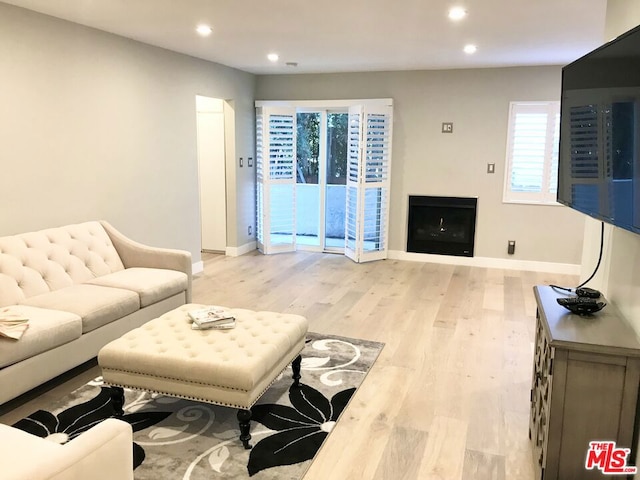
[407,196,477,257]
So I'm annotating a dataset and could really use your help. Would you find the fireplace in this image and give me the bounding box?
[407,196,477,257]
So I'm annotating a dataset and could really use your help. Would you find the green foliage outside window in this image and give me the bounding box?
[327,113,347,185]
[296,112,347,184]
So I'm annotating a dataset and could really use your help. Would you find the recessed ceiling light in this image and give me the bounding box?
[464,44,477,54]
[196,25,212,36]
[267,53,279,62]
[448,6,467,21]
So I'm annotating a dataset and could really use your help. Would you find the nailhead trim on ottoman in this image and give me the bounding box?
[98,304,309,409]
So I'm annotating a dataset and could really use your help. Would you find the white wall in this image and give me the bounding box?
[0,3,256,263]
[605,0,640,41]
[256,68,585,265]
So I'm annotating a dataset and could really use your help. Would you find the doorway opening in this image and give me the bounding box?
[256,99,393,263]
[196,95,228,253]
[294,110,348,252]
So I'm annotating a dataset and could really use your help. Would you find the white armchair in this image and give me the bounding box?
[0,418,133,480]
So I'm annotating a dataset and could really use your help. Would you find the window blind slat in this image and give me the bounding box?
[504,101,560,203]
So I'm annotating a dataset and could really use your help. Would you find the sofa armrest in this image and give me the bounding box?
[100,220,192,302]
[0,418,134,480]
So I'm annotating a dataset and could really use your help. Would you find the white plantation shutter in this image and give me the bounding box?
[256,107,297,254]
[345,107,361,261]
[503,101,560,204]
[345,104,393,263]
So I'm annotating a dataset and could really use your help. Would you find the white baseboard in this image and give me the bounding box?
[226,241,257,257]
[192,261,204,275]
[388,250,580,275]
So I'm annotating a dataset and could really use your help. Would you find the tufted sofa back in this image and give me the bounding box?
[0,222,125,307]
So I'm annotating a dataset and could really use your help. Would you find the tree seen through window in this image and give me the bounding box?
[296,112,347,184]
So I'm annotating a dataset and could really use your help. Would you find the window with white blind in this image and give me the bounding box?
[503,101,561,204]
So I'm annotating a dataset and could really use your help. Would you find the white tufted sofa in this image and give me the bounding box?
[0,221,192,405]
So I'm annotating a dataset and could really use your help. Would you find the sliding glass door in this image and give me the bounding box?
[324,112,348,251]
[295,111,321,247]
[294,110,348,252]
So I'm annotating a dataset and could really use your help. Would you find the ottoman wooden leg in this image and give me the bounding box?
[237,409,252,449]
[292,354,302,388]
[110,387,125,416]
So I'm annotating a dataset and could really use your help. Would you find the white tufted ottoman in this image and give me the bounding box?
[97,303,308,448]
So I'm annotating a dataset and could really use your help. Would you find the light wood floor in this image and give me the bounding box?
[0,251,578,479]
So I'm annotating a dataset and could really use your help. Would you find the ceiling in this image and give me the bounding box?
[2,0,608,75]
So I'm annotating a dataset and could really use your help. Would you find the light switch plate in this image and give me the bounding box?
[442,122,453,133]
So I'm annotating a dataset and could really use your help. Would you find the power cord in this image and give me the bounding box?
[550,221,605,294]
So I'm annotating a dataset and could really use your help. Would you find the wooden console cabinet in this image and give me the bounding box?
[530,286,640,480]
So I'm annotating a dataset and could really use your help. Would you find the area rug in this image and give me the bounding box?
[13,333,384,480]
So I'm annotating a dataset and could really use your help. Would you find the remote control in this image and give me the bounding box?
[557,296,606,315]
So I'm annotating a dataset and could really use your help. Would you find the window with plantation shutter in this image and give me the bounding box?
[503,101,561,204]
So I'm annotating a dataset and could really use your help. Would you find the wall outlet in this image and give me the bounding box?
[248,225,252,236]
[508,240,516,255]
[442,122,453,133]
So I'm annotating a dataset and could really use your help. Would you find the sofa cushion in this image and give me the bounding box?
[86,268,188,307]
[0,306,82,368]
[19,285,139,333]
[0,221,125,307]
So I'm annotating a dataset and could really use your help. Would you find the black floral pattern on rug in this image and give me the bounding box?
[12,386,171,469]
[9,334,385,479]
[247,383,355,476]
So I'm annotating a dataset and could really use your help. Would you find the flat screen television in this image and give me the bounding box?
[557,23,640,234]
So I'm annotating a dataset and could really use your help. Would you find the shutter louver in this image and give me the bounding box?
[510,112,547,193]
[345,105,393,262]
[345,108,361,258]
[256,111,264,245]
[569,105,599,179]
[256,107,296,254]
[347,112,360,183]
[549,113,560,195]
[269,115,295,179]
[364,114,390,183]
[504,102,560,204]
